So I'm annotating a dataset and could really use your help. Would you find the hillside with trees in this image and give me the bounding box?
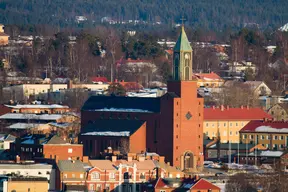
[0,0,288,31]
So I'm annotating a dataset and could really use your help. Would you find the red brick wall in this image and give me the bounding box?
[0,105,11,116]
[43,144,83,161]
[129,122,146,153]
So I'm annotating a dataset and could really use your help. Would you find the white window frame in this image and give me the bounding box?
[91,172,100,180]
[109,172,115,180]
[68,148,73,153]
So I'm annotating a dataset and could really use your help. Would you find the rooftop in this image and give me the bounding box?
[204,107,271,120]
[194,72,223,81]
[81,119,146,137]
[82,95,161,113]
[5,104,69,109]
[240,120,288,133]
[89,160,116,171]
[7,123,46,129]
[57,160,86,172]
[0,113,64,121]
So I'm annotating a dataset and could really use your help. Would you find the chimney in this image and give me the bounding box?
[138,156,145,162]
[112,156,117,162]
[16,155,20,163]
[67,80,73,89]
[128,156,132,162]
[212,106,215,110]
[159,156,165,163]
[220,105,224,111]
[82,156,89,163]
[247,105,249,110]
[241,105,244,109]
[227,105,229,110]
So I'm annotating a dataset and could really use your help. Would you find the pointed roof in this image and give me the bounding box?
[191,178,221,190]
[173,26,192,52]
[45,135,67,144]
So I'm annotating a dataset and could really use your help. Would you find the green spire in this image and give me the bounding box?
[173,26,192,52]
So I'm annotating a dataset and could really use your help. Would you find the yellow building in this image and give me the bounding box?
[204,106,271,143]
[240,120,288,150]
[194,72,224,88]
[0,24,9,45]
[6,177,49,192]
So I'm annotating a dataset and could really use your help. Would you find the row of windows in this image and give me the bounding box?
[2,170,50,175]
[242,135,287,140]
[206,122,245,127]
[64,173,84,179]
[208,131,239,137]
[21,147,42,153]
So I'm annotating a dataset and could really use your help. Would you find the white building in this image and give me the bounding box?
[0,163,56,190]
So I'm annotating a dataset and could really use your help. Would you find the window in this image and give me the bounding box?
[236,131,238,135]
[243,135,247,139]
[280,136,284,140]
[176,174,180,178]
[267,135,270,140]
[212,124,214,127]
[72,174,75,178]
[68,148,73,153]
[80,174,84,178]
[212,132,215,137]
[186,112,192,120]
[230,123,232,126]
[241,122,244,126]
[223,131,227,136]
[96,184,101,191]
[261,135,265,140]
[236,123,238,126]
[64,174,67,178]
[250,135,254,139]
[230,131,233,136]
[274,136,278,140]
[224,123,226,127]
[140,172,145,179]
[91,172,100,180]
[109,172,115,180]
[124,172,131,179]
[105,184,110,190]
[30,148,32,152]
[206,123,209,127]
[89,184,94,190]
[160,190,166,192]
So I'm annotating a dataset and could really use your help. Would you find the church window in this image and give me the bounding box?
[174,54,179,80]
[184,53,190,80]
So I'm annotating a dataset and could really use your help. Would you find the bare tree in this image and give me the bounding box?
[118,137,130,155]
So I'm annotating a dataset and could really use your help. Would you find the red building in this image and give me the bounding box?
[80,26,203,171]
[11,135,83,161]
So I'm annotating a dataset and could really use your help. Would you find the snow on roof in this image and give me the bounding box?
[7,123,46,129]
[0,113,63,121]
[260,151,283,157]
[22,139,35,144]
[81,131,130,137]
[5,104,69,109]
[92,108,153,113]
[255,126,288,133]
[279,23,288,32]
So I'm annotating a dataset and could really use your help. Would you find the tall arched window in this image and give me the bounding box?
[174,54,179,80]
[184,53,190,80]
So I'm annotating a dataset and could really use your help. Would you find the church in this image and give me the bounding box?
[80,26,204,171]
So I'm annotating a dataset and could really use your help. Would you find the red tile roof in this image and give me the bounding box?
[154,178,168,188]
[194,72,223,81]
[204,107,272,120]
[165,49,173,55]
[91,77,108,83]
[191,178,220,190]
[240,120,288,133]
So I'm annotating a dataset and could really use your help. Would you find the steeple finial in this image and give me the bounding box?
[180,15,186,28]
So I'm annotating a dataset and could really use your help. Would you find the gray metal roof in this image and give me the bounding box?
[57,160,86,172]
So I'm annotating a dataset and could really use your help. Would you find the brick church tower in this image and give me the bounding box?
[160,25,204,171]
[80,25,204,172]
